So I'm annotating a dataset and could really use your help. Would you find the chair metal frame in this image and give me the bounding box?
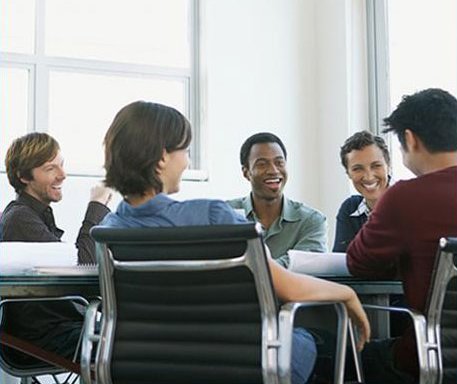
[0,296,88,384]
[82,223,355,384]
[363,237,457,384]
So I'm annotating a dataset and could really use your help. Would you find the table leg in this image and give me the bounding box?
[360,293,390,339]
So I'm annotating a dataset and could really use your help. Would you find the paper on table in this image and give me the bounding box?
[287,250,351,276]
[0,242,78,275]
[33,265,98,276]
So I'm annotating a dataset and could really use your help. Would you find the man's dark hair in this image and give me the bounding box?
[104,101,192,196]
[340,130,390,170]
[5,132,60,194]
[239,132,287,167]
[383,88,457,152]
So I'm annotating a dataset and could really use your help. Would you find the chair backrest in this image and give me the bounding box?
[91,223,280,384]
[426,237,457,384]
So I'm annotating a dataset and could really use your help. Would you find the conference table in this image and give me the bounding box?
[0,267,403,339]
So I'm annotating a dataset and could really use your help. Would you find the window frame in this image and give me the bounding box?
[366,0,390,135]
[0,0,205,179]
[366,0,457,180]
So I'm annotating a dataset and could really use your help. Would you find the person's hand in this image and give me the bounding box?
[345,292,371,351]
[90,184,113,206]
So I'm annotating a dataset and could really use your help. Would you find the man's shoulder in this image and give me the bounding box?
[186,198,237,212]
[1,200,47,241]
[1,200,37,222]
[169,198,228,217]
[226,196,248,209]
[174,198,246,225]
[380,177,422,204]
[284,197,325,222]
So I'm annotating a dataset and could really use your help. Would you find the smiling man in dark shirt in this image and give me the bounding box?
[1,132,112,361]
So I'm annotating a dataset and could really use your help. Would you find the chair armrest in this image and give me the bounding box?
[362,304,434,384]
[0,295,89,307]
[81,299,101,384]
[278,301,349,384]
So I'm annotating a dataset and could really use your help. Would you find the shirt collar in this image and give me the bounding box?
[244,194,300,223]
[17,192,50,215]
[17,192,63,238]
[349,198,371,217]
[349,176,395,218]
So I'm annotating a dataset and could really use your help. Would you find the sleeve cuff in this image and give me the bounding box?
[84,201,111,225]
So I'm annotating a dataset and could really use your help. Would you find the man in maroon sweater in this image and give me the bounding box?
[347,88,457,384]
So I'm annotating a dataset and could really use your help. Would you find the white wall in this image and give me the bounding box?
[314,0,369,244]
[0,0,369,249]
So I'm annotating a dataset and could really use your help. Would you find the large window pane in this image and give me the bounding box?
[48,71,186,175]
[45,0,191,68]
[0,67,29,170]
[0,0,35,54]
[387,0,457,179]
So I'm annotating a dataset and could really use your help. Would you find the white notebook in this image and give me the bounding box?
[287,250,351,276]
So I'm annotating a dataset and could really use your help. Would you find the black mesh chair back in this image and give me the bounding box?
[90,223,280,384]
[426,237,457,384]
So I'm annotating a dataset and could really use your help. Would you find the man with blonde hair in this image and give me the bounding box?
[1,132,112,361]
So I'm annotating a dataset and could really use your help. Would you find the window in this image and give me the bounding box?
[367,0,457,180]
[0,0,201,176]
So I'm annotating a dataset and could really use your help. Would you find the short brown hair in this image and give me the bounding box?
[5,132,60,194]
[340,131,390,170]
[104,101,192,196]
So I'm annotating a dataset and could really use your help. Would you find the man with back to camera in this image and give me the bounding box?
[0,132,112,361]
[347,88,457,384]
[228,132,327,268]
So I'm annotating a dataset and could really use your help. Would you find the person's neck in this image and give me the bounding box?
[126,189,159,207]
[251,194,283,229]
[416,152,457,175]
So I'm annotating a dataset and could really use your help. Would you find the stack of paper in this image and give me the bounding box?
[0,242,78,275]
[287,250,351,276]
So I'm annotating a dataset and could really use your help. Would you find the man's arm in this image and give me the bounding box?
[268,253,370,351]
[347,188,403,279]
[75,185,112,264]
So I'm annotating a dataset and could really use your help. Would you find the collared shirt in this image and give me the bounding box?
[102,193,247,228]
[333,177,394,252]
[0,191,109,351]
[347,166,457,377]
[1,192,110,264]
[1,192,64,241]
[227,195,327,267]
[349,197,372,218]
[333,195,368,252]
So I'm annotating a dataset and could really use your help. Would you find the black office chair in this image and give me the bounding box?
[82,223,356,384]
[362,237,457,384]
[0,296,87,384]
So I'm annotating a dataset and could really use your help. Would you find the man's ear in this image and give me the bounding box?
[404,129,419,152]
[156,149,169,175]
[18,172,31,185]
[242,165,251,181]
